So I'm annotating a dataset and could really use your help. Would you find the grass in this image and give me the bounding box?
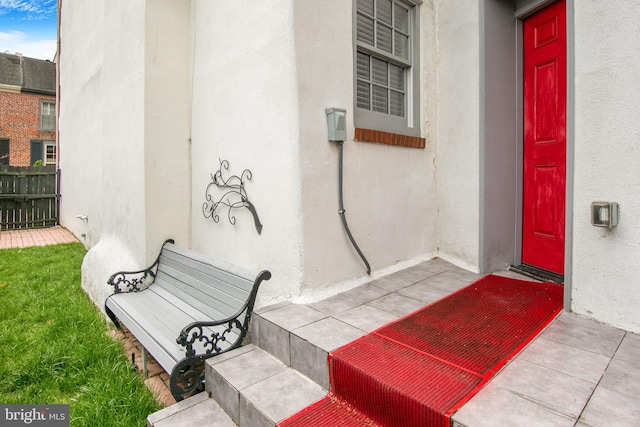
[0,242,161,426]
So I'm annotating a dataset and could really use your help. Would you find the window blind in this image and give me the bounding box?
[356,0,411,118]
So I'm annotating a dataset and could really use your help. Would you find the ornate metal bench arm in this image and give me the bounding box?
[177,316,247,358]
[170,355,207,402]
[107,268,155,294]
[107,239,175,293]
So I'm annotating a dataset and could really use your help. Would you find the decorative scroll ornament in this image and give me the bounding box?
[106,239,172,294]
[203,159,263,234]
[169,357,206,401]
[108,270,155,293]
[177,318,245,358]
[171,317,248,401]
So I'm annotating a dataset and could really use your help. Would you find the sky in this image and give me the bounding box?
[0,0,57,61]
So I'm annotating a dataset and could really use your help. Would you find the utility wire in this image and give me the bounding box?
[337,141,371,275]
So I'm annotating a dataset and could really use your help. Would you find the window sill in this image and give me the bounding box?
[354,128,425,149]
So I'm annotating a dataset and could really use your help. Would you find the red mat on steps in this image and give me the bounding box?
[278,274,563,427]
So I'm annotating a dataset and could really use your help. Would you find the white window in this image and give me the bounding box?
[44,142,57,165]
[40,101,56,131]
[355,0,420,136]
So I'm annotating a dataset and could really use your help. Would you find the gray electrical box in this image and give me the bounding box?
[326,108,347,142]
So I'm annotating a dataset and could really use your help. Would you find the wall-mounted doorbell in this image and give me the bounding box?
[591,201,619,228]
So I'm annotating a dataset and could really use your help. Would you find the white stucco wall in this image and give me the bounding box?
[60,0,640,336]
[435,1,481,271]
[59,0,145,250]
[59,0,191,309]
[189,0,303,306]
[59,0,442,312]
[571,0,640,332]
[143,0,192,256]
[189,0,440,306]
[59,0,147,306]
[59,0,640,334]
[293,1,439,300]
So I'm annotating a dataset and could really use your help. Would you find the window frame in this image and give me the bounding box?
[43,141,57,165]
[39,100,56,132]
[353,0,421,137]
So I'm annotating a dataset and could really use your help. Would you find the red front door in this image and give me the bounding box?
[522,0,566,276]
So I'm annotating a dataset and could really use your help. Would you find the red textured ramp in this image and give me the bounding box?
[378,276,563,375]
[329,334,482,426]
[282,395,378,426]
[279,275,562,427]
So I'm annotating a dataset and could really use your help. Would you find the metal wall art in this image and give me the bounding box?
[203,159,263,234]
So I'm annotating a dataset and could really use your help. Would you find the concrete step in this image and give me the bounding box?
[146,391,236,427]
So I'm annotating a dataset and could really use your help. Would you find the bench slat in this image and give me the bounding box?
[107,294,186,372]
[159,257,253,305]
[118,290,241,355]
[158,251,253,302]
[123,287,203,333]
[161,244,255,292]
[154,270,240,320]
[150,285,228,322]
[107,290,241,371]
[155,261,247,316]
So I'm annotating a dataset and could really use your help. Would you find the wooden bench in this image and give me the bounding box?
[105,239,271,401]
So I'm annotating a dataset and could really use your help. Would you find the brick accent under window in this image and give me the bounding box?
[354,128,425,149]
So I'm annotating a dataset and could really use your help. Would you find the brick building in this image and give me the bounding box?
[0,52,57,167]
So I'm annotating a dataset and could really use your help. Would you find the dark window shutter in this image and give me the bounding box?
[0,139,9,165]
[30,140,43,165]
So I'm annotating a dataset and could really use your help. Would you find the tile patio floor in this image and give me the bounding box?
[7,227,640,426]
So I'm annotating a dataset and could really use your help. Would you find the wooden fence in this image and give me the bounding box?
[0,165,60,230]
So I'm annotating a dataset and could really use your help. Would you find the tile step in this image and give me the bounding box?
[251,301,370,390]
[146,391,236,427]
[206,344,327,427]
[147,344,328,427]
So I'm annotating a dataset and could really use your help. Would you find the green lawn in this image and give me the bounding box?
[0,242,161,426]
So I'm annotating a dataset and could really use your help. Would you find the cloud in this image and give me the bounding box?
[0,29,26,41]
[0,0,57,20]
[1,30,56,60]
[0,1,57,60]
